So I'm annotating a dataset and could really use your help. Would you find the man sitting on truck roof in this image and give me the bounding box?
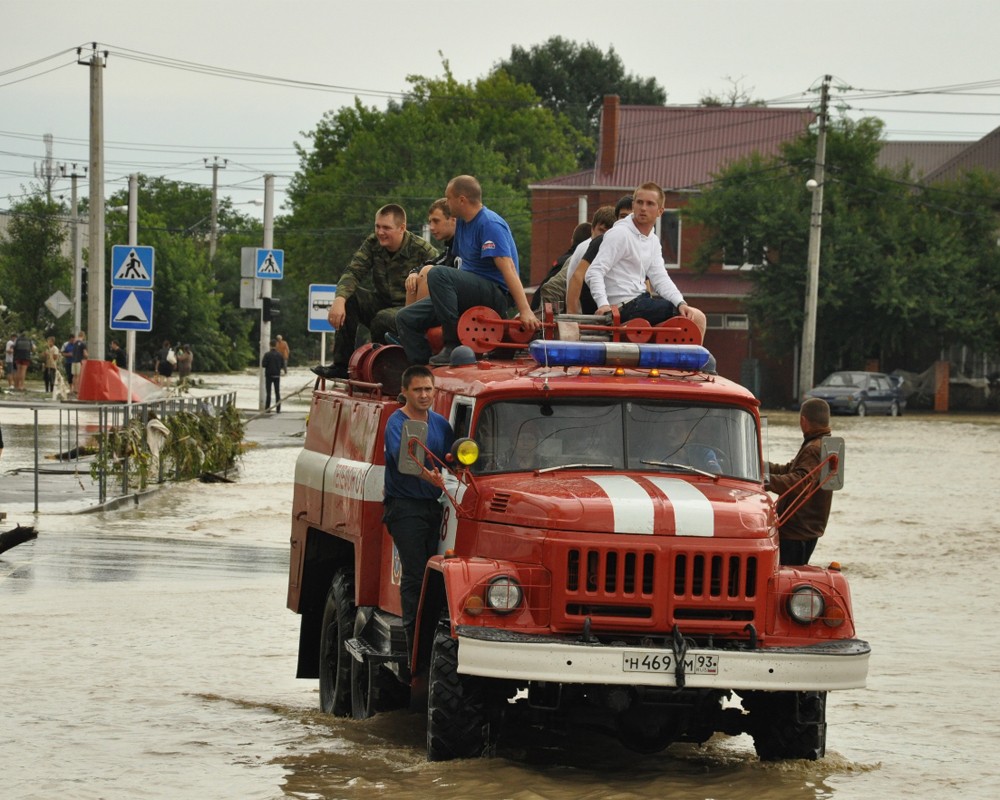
[313,204,438,380]
[585,182,706,339]
[395,175,542,367]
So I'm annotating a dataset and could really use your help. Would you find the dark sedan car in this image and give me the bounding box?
[806,370,906,416]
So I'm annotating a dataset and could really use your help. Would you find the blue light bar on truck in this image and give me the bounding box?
[529,340,712,371]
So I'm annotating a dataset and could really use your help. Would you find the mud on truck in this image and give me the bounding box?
[286,307,870,761]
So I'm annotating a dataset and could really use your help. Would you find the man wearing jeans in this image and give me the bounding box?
[395,175,541,366]
[382,365,454,650]
[586,182,706,339]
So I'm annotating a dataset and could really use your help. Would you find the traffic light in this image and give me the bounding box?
[263,296,281,322]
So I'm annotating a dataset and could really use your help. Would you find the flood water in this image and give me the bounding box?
[2,372,999,799]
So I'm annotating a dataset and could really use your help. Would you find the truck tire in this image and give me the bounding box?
[426,622,499,761]
[744,690,827,761]
[351,653,409,719]
[318,570,355,717]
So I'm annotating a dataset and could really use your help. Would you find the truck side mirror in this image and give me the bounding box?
[820,436,845,491]
[398,419,429,476]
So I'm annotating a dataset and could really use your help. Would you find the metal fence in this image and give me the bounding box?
[5,392,238,512]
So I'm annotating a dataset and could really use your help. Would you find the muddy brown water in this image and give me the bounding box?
[2,376,999,798]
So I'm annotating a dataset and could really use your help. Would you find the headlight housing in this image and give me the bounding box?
[485,575,523,614]
[787,585,825,624]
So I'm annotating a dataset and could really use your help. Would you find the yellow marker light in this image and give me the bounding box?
[823,604,846,627]
[580,366,591,376]
[453,438,480,466]
[649,368,660,377]
[614,366,626,376]
[464,595,484,616]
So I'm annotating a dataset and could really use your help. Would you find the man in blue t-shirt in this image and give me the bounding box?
[382,365,455,648]
[396,175,541,366]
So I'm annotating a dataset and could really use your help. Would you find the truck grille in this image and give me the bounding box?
[557,545,760,631]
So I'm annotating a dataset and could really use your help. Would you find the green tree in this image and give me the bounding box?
[683,116,1000,375]
[281,63,581,359]
[0,194,71,328]
[104,176,257,370]
[492,36,667,164]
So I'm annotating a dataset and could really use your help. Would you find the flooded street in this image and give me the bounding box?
[2,373,999,799]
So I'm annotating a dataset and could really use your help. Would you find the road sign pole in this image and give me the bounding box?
[259,175,274,411]
[127,174,137,411]
[320,332,327,367]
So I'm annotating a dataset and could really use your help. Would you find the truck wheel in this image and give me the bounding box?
[318,570,355,717]
[744,690,827,761]
[426,621,499,761]
[351,655,410,719]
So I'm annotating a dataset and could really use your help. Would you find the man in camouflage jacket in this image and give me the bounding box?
[322,204,437,377]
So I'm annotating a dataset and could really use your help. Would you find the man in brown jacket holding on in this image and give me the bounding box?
[766,398,833,566]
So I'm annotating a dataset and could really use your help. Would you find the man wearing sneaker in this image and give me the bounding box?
[314,204,437,380]
[396,175,541,366]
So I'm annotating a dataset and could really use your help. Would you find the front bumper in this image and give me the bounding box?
[456,626,870,691]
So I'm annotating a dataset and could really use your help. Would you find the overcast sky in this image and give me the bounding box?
[3,0,999,218]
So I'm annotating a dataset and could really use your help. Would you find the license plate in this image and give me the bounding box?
[622,651,719,675]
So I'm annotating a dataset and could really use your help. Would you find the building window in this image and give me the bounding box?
[658,210,681,269]
[722,237,764,271]
[706,314,749,331]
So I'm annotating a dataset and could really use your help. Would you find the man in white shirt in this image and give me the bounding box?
[585,182,706,337]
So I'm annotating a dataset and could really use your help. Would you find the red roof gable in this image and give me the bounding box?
[532,99,815,192]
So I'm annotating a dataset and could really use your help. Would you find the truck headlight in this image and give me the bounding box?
[787,585,825,624]
[486,575,522,614]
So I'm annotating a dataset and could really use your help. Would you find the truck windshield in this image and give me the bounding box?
[472,400,760,481]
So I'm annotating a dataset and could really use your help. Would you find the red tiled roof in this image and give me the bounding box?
[532,104,815,191]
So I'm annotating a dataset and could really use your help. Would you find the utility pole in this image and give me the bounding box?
[59,163,87,332]
[79,43,107,359]
[259,174,274,411]
[35,133,58,202]
[204,156,227,261]
[798,74,831,401]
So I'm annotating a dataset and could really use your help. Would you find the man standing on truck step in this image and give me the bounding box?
[383,365,455,650]
[586,182,706,339]
[395,175,541,367]
[312,204,438,380]
[766,397,834,566]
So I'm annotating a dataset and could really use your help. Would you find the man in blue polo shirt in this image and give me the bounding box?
[382,365,454,650]
[396,174,541,366]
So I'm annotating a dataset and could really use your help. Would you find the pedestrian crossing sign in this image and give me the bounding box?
[111,245,155,288]
[256,248,284,279]
[110,288,154,331]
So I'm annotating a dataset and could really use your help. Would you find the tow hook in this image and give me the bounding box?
[671,625,687,688]
[743,623,758,649]
[580,616,598,643]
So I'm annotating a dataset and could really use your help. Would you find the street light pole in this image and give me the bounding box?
[59,163,87,332]
[798,75,831,401]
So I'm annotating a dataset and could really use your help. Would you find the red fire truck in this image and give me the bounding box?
[286,310,868,762]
